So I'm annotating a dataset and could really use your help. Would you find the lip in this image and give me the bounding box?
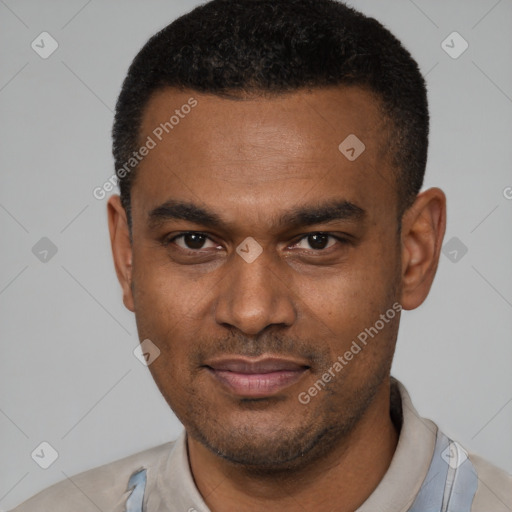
[204,356,310,398]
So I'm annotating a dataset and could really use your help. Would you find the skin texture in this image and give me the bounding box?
[108,86,446,512]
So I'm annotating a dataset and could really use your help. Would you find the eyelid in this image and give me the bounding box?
[162,231,218,249]
[163,230,351,252]
[289,232,351,250]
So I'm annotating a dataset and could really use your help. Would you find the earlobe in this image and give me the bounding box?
[107,195,135,312]
[400,188,446,310]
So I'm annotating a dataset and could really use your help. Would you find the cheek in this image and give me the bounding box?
[131,264,186,365]
[132,249,194,319]
[298,251,397,320]
[299,243,400,356]
[130,253,210,365]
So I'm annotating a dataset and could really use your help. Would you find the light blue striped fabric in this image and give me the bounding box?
[409,430,478,512]
[125,468,147,512]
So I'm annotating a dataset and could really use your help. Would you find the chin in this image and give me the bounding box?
[186,411,349,474]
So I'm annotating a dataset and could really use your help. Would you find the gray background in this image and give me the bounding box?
[1,0,511,509]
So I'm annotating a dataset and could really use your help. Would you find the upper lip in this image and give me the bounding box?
[205,356,310,374]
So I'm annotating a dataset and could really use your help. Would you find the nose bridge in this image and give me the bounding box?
[214,247,296,335]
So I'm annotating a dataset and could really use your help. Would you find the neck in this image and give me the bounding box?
[187,379,399,512]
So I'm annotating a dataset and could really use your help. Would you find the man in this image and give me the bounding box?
[11,0,511,510]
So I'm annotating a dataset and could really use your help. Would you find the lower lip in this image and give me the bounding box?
[208,369,307,398]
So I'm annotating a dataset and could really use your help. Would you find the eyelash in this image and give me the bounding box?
[162,231,351,253]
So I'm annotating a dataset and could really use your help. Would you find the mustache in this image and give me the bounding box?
[192,330,332,369]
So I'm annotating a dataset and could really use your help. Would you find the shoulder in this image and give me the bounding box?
[469,451,512,512]
[9,441,176,512]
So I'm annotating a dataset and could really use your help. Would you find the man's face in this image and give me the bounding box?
[126,87,403,468]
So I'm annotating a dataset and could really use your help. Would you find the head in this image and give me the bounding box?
[108,0,445,472]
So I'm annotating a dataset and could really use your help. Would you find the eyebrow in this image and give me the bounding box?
[147,198,366,231]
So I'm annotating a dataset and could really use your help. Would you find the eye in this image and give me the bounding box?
[291,233,345,251]
[167,232,219,251]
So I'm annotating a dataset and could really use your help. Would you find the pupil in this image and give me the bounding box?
[186,234,205,249]
[309,234,328,250]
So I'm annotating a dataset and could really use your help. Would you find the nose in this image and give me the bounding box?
[214,246,297,336]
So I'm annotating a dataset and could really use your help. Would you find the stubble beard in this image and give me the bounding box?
[181,355,392,476]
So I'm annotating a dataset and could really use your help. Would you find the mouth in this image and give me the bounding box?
[204,356,310,398]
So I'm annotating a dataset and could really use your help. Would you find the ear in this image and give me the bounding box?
[400,187,446,310]
[107,195,135,312]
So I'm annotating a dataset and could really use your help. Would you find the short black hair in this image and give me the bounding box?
[112,0,428,224]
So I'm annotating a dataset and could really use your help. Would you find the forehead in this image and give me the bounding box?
[132,86,396,226]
